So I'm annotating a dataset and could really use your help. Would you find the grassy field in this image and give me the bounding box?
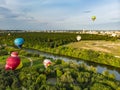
[66,40,120,57]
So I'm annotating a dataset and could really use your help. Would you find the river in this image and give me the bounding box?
[24,48,120,81]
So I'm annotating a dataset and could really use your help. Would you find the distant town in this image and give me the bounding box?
[0,29,120,37]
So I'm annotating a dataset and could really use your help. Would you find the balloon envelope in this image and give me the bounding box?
[11,52,18,57]
[15,61,23,70]
[5,56,21,70]
[5,51,23,70]
[43,59,51,68]
[14,38,24,48]
[8,33,10,36]
[91,16,96,21]
[76,35,81,41]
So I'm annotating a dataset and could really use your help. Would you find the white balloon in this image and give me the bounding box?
[76,35,81,41]
[8,33,11,36]
[43,59,51,68]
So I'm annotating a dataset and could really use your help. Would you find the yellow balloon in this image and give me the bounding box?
[47,63,50,67]
[91,16,96,21]
[16,61,23,70]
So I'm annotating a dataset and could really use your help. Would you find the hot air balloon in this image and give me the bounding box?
[8,33,11,36]
[76,35,81,41]
[5,52,23,70]
[43,59,52,68]
[14,38,24,48]
[91,16,96,21]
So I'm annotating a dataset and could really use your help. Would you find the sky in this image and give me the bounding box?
[0,0,120,30]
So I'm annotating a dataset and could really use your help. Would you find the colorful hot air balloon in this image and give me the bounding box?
[14,38,24,48]
[43,59,52,68]
[76,35,81,41]
[5,52,22,70]
[91,16,96,21]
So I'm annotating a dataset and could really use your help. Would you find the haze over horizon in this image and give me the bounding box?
[0,0,120,30]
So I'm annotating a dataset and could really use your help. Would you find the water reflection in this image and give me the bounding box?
[24,48,120,80]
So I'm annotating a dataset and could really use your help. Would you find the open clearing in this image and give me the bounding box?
[66,40,120,56]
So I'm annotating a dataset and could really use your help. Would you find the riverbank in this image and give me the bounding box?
[2,45,120,80]
[3,40,120,68]
[26,44,120,68]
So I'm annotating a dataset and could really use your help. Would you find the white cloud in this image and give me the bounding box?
[0,0,119,30]
[0,0,5,5]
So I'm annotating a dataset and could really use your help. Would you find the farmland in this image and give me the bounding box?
[66,40,120,56]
